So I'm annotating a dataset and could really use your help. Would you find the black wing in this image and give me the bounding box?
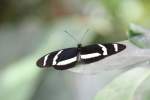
[36,48,78,70]
[80,43,126,63]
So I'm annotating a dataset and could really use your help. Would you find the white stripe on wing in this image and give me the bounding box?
[98,44,108,55]
[56,57,77,65]
[113,44,118,52]
[81,53,101,59]
[52,50,63,65]
[43,54,49,66]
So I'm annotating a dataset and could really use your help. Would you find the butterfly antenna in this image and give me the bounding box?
[79,28,89,43]
[64,30,79,43]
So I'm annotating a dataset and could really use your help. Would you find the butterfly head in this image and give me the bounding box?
[77,44,82,48]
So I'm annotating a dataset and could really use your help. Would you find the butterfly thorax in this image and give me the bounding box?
[77,44,82,62]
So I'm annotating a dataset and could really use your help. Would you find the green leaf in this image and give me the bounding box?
[95,61,150,100]
[128,24,150,48]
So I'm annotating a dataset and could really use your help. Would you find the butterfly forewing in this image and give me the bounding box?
[36,51,59,68]
[80,43,126,64]
[53,48,78,70]
[36,48,78,70]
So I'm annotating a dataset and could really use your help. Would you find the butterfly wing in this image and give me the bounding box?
[36,48,78,70]
[80,43,126,63]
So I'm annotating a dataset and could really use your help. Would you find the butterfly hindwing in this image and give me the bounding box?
[80,43,126,64]
[36,48,78,70]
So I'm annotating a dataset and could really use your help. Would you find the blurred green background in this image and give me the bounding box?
[0,0,150,100]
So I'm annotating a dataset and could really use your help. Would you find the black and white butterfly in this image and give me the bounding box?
[36,43,126,70]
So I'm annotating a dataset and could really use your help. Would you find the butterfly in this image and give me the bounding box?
[36,43,126,70]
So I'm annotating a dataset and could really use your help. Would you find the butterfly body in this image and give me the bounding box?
[36,43,126,70]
